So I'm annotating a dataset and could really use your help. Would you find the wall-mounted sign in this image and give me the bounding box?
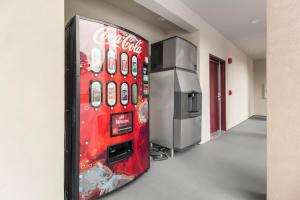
[263,83,267,99]
[110,112,133,136]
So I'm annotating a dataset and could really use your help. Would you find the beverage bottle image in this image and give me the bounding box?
[120,52,129,75]
[132,55,138,77]
[107,49,116,75]
[107,82,117,106]
[90,48,102,73]
[132,83,138,105]
[121,82,129,105]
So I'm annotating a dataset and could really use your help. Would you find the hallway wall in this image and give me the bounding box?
[164,0,255,143]
[254,59,267,116]
[268,0,300,199]
[0,0,64,199]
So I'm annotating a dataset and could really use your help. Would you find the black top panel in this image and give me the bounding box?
[150,36,197,73]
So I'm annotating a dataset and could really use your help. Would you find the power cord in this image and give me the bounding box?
[150,143,169,161]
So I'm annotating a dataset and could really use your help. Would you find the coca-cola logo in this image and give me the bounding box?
[93,27,143,54]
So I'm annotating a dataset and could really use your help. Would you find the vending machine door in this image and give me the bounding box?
[65,16,149,200]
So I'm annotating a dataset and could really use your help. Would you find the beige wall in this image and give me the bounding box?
[254,59,267,116]
[65,0,167,43]
[267,0,300,199]
[0,0,64,200]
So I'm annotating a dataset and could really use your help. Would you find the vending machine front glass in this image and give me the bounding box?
[65,16,149,200]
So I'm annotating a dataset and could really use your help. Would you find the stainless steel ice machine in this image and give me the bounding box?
[150,37,202,155]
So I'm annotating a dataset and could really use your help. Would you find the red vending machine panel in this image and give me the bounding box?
[65,16,149,200]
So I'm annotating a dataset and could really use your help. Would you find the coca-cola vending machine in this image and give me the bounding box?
[65,16,150,200]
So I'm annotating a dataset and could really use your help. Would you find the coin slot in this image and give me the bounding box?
[107,140,133,164]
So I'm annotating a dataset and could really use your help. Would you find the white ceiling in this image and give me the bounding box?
[104,0,185,33]
[180,0,266,60]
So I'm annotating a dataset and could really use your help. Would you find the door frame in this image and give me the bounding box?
[209,54,227,132]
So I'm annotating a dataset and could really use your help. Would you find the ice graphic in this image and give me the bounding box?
[79,162,134,199]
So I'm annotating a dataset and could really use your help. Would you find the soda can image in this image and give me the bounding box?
[120,82,129,106]
[90,48,103,73]
[120,52,129,76]
[107,81,117,107]
[132,83,138,105]
[106,49,117,75]
[90,81,102,108]
[131,55,138,77]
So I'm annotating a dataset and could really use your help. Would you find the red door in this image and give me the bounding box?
[210,60,220,133]
[209,55,226,134]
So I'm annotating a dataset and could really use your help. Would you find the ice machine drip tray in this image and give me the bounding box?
[107,140,133,164]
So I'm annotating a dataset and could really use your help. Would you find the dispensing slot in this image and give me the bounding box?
[107,141,133,164]
[188,92,198,112]
[187,92,201,117]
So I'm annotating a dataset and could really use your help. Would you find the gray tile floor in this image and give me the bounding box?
[103,118,266,200]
